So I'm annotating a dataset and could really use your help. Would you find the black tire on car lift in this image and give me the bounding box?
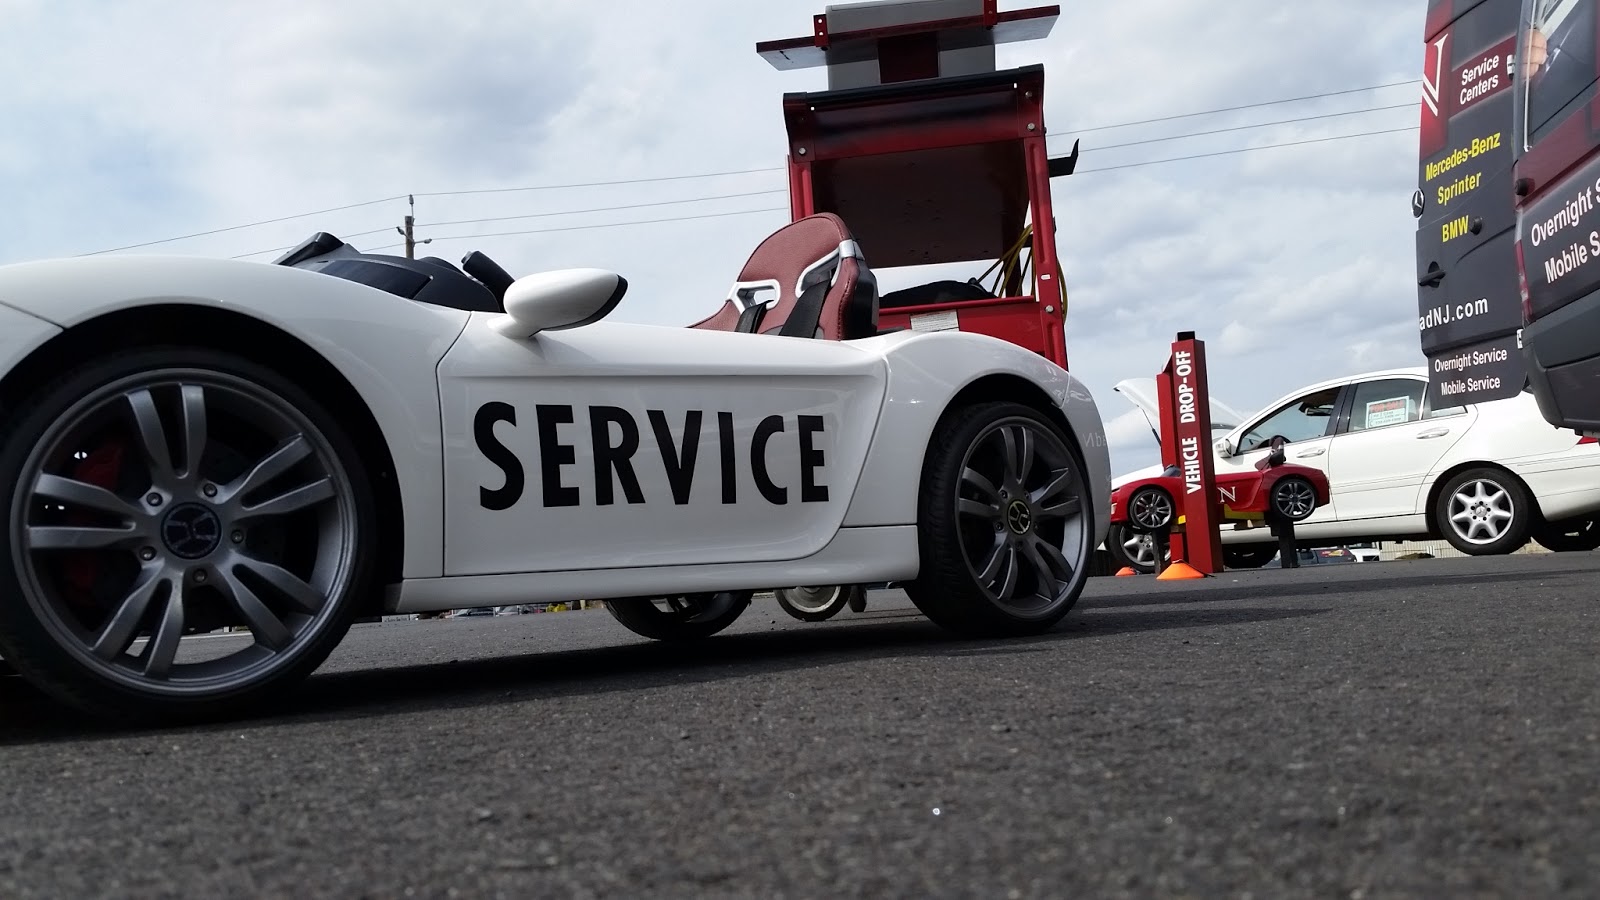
[1125,485,1176,533]
[1269,475,1320,523]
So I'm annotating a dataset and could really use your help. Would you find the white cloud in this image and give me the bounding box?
[0,0,1444,474]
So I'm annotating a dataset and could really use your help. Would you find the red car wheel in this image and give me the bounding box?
[1270,476,1319,523]
[1126,485,1175,532]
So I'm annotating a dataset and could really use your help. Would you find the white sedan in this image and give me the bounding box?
[1106,366,1600,572]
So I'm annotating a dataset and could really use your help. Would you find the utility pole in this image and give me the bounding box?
[395,194,429,258]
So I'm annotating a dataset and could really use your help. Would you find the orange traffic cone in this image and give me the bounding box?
[1156,560,1207,580]
[1115,566,1138,576]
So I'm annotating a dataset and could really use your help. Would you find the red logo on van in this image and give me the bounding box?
[1420,33,1449,157]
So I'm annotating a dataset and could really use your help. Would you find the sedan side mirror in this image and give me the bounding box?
[1214,437,1235,457]
[492,268,628,338]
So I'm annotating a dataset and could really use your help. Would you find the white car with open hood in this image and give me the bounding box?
[0,217,1110,724]
[1105,366,1600,573]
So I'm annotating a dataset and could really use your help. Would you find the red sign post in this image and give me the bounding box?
[1154,331,1223,575]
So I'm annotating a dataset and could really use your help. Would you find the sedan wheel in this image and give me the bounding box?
[908,401,1093,636]
[1435,467,1531,556]
[1106,523,1167,574]
[1126,485,1175,532]
[0,348,376,723]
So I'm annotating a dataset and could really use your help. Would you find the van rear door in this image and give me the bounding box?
[1416,0,1525,406]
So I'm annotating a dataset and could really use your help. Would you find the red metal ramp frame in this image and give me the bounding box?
[757,1,1077,369]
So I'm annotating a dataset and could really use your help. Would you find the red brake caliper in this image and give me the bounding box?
[61,440,129,615]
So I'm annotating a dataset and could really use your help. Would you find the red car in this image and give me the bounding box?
[1109,438,1331,534]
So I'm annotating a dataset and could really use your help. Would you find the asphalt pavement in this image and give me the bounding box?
[2,553,1598,899]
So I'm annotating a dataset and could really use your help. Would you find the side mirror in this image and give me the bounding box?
[1214,437,1235,457]
[491,268,628,338]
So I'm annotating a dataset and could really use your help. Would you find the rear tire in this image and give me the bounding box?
[1269,475,1319,523]
[906,401,1094,637]
[1532,515,1600,552]
[605,591,752,641]
[0,346,378,725]
[774,585,858,622]
[1434,467,1532,556]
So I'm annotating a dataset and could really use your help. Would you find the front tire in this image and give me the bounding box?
[605,591,752,641]
[1435,467,1532,555]
[0,346,378,724]
[906,401,1094,637]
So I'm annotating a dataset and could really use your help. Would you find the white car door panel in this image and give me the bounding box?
[436,317,888,576]
[1326,378,1477,521]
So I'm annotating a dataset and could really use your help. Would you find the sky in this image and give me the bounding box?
[0,0,1431,476]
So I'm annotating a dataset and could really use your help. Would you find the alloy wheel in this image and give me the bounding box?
[1447,478,1515,545]
[1273,478,1318,521]
[1128,487,1175,531]
[952,417,1089,618]
[1120,529,1165,570]
[10,369,360,698]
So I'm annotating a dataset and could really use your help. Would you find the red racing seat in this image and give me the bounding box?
[690,213,879,340]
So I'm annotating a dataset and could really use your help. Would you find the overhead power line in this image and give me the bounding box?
[1066,78,1423,135]
[227,124,1422,258]
[373,206,792,249]
[411,167,784,198]
[78,195,408,256]
[1089,102,1415,152]
[231,205,794,260]
[420,188,788,229]
[86,78,1426,258]
[1074,125,1419,174]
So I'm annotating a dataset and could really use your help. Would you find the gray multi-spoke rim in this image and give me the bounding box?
[1274,479,1317,521]
[11,368,358,697]
[1128,487,1174,531]
[778,585,843,614]
[1448,478,1514,545]
[953,417,1089,618]
[1119,529,1165,569]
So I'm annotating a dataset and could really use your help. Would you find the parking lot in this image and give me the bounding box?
[3,553,1597,899]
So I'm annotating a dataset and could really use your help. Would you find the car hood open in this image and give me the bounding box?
[1112,377,1248,441]
[1110,378,1251,489]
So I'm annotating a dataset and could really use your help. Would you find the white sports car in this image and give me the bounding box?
[0,214,1110,723]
